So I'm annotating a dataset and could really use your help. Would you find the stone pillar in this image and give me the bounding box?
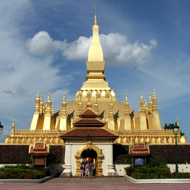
[61,143,72,177]
[107,144,117,176]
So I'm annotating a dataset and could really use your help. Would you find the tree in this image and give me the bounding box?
[164,123,185,136]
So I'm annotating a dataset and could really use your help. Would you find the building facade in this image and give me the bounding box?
[3,12,187,176]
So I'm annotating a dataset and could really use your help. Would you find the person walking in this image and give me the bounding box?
[85,161,90,177]
[89,161,94,176]
[80,162,85,178]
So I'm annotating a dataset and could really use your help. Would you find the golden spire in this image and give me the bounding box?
[125,93,130,115]
[125,93,128,103]
[148,92,152,113]
[12,118,15,129]
[62,94,66,107]
[152,89,158,112]
[153,89,157,99]
[140,93,145,113]
[36,91,39,99]
[47,93,51,102]
[88,9,104,62]
[60,94,66,116]
[35,91,40,113]
[177,115,180,127]
[11,118,15,136]
[94,8,97,25]
[46,93,52,115]
[144,101,148,114]
[140,93,144,105]
[40,96,43,114]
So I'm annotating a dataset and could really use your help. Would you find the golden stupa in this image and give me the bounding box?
[4,11,186,146]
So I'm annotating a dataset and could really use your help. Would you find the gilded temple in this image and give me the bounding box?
[5,11,186,146]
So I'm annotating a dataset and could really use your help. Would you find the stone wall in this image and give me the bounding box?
[113,144,190,164]
[0,145,30,164]
[0,145,65,165]
[150,145,190,163]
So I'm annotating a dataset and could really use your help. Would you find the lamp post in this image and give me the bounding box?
[173,125,179,173]
[0,122,3,135]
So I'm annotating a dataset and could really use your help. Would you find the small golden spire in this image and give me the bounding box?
[94,8,97,25]
[149,92,152,100]
[48,93,51,102]
[36,91,39,99]
[141,92,143,99]
[177,115,180,127]
[11,118,15,136]
[153,89,156,98]
[144,101,148,112]
[12,118,15,128]
[63,94,66,103]
[125,93,128,102]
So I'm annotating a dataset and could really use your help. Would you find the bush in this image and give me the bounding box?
[0,165,50,179]
[126,155,185,179]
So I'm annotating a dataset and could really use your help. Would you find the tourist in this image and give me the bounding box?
[80,162,85,178]
[85,161,90,177]
[89,161,94,176]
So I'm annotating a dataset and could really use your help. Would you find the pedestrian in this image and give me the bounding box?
[89,161,94,176]
[85,161,90,177]
[80,162,85,178]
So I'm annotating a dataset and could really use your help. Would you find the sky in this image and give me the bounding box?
[0,0,190,142]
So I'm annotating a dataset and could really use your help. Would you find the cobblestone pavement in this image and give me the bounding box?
[1,177,190,190]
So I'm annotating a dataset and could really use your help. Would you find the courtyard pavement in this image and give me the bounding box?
[0,177,190,190]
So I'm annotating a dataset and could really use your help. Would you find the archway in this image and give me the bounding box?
[81,149,97,176]
[75,141,104,176]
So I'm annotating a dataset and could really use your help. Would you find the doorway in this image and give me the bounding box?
[75,142,103,176]
[81,149,97,176]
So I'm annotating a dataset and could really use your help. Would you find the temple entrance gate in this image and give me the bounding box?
[75,141,104,176]
[81,149,97,176]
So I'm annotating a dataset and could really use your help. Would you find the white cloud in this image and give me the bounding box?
[0,1,73,138]
[27,31,67,56]
[62,36,91,60]
[101,33,157,66]
[27,31,55,55]
[27,31,157,66]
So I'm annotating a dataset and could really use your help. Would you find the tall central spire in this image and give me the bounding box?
[94,8,97,25]
[80,10,111,92]
[88,9,104,62]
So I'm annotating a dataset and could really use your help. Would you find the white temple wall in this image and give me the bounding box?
[64,139,114,176]
[114,164,190,176]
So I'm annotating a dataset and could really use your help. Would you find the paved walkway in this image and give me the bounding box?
[46,176,132,184]
[1,177,190,190]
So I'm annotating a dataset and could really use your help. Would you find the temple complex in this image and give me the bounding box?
[3,11,187,176]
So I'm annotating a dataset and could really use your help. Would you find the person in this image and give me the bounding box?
[89,161,94,176]
[85,161,90,177]
[80,162,85,178]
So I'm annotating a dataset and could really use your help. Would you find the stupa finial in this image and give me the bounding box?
[94,8,97,25]
[177,115,180,127]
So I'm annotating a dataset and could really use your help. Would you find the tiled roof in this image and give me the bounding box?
[74,118,104,127]
[30,147,49,155]
[80,109,97,118]
[129,143,150,156]
[60,128,118,138]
